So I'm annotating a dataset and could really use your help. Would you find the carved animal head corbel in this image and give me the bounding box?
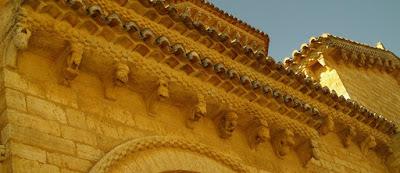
[14,26,32,50]
[341,125,356,148]
[186,94,206,129]
[62,42,84,85]
[247,118,270,149]
[271,128,295,159]
[318,114,334,135]
[114,62,130,86]
[360,135,376,155]
[218,111,239,138]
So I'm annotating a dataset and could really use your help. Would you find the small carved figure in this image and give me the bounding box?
[272,129,295,159]
[360,135,376,155]
[318,115,334,135]
[157,79,169,101]
[14,26,32,50]
[104,61,130,100]
[186,94,206,129]
[247,118,270,149]
[114,62,130,86]
[63,43,84,83]
[218,111,239,138]
[342,125,356,148]
[0,145,7,162]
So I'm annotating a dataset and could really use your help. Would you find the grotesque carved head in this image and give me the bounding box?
[272,129,295,159]
[342,125,356,148]
[191,94,206,122]
[14,27,32,50]
[157,79,169,100]
[115,63,130,86]
[255,120,270,144]
[219,111,239,138]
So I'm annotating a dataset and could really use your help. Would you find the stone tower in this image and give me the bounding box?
[0,0,398,173]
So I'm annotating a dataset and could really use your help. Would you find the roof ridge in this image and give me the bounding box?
[167,0,269,42]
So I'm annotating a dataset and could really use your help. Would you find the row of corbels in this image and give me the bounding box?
[137,0,268,60]
[61,0,396,136]
[63,0,326,127]
[283,36,398,136]
[14,1,392,163]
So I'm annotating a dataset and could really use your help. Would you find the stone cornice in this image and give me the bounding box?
[20,5,319,139]
[289,33,400,73]
[15,0,395,161]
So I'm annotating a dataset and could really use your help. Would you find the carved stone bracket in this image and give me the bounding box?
[186,93,206,129]
[0,145,7,162]
[360,135,377,155]
[340,125,357,148]
[61,42,84,86]
[246,118,270,149]
[271,128,295,159]
[296,139,320,167]
[104,60,130,100]
[217,111,239,139]
[146,78,170,116]
[318,114,334,135]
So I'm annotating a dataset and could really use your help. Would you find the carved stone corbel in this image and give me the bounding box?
[104,60,130,100]
[61,42,84,86]
[246,118,270,149]
[4,25,32,68]
[360,135,376,155]
[318,114,334,135]
[217,111,239,139]
[0,145,7,162]
[271,128,295,159]
[186,94,206,129]
[146,78,170,116]
[296,139,320,167]
[341,125,356,148]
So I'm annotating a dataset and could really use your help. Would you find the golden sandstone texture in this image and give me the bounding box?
[0,0,399,173]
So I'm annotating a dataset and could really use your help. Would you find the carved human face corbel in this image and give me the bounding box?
[360,135,376,155]
[341,125,356,148]
[271,128,295,159]
[318,115,334,135]
[0,145,7,162]
[157,79,169,101]
[247,118,270,149]
[14,26,32,50]
[186,94,206,129]
[63,43,84,83]
[218,111,238,138]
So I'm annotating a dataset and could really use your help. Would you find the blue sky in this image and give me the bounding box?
[208,0,400,61]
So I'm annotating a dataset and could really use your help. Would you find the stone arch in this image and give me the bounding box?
[89,136,251,173]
